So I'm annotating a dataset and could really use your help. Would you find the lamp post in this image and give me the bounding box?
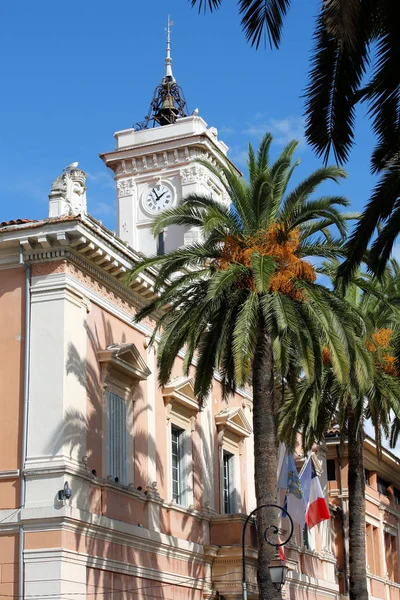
[241,503,294,600]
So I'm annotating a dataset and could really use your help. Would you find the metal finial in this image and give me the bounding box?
[133,16,189,130]
[164,15,175,82]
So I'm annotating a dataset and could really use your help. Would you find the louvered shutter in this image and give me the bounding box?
[180,431,188,507]
[229,455,236,513]
[107,392,127,485]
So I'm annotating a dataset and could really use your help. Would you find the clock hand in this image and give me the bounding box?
[157,191,167,201]
[152,189,161,201]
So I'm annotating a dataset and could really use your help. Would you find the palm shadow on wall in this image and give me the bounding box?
[47,312,202,598]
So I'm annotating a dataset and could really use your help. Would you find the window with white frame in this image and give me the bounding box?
[171,425,185,505]
[223,450,235,514]
[215,406,252,515]
[163,377,199,508]
[98,343,151,487]
[107,391,128,485]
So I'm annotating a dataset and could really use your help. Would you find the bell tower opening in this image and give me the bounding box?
[157,231,165,256]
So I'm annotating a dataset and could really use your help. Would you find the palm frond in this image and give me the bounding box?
[251,252,276,293]
[369,202,400,277]
[304,8,369,164]
[323,0,363,53]
[190,0,223,12]
[207,264,248,299]
[256,132,273,173]
[280,166,347,223]
[232,291,259,383]
[367,2,400,172]
[238,0,292,49]
[337,161,400,285]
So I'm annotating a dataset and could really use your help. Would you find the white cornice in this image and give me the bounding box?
[104,143,238,179]
[0,216,156,291]
[24,548,207,590]
[0,509,20,528]
[0,469,20,479]
[21,505,205,561]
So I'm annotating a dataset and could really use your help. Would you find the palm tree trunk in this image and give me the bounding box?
[347,403,368,600]
[252,321,281,600]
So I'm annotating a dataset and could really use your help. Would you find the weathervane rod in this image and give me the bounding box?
[164,15,175,81]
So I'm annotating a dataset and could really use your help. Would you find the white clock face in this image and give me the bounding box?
[145,184,173,213]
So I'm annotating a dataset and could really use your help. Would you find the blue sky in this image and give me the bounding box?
[1,0,378,238]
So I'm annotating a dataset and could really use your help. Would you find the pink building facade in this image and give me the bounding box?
[0,210,340,600]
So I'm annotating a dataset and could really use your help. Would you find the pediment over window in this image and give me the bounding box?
[215,407,252,439]
[162,376,200,414]
[98,343,151,383]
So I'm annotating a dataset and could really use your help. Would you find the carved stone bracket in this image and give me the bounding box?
[190,415,196,433]
[217,428,225,447]
[165,403,173,423]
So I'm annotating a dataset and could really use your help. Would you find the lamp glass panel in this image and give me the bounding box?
[268,564,288,585]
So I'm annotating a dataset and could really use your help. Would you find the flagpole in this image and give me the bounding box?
[241,503,294,600]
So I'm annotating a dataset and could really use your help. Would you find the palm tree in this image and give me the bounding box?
[190,0,400,278]
[279,260,400,600]
[127,133,362,600]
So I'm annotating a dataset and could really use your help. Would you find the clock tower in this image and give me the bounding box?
[101,18,238,256]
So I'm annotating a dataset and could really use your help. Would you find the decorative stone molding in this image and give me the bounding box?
[0,469,20,479]
[162,376,200,417]
[98,343,151,390]
[180,165,226,204]
[24,543,205,585]
[180,164,208,185]
[117,178,135,197]
[143,335,158,351]
[113,146,217,178]
[29,250,153,317]
[215,407,252,440]
[49,166,87,217]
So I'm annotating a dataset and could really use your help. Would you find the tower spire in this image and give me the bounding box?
[164,16,175,82]
[134,17,188,130]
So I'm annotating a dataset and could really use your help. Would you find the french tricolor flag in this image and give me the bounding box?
[300,456,330,529]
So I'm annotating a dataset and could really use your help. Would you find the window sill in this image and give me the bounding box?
[97,477,147,502]
[163,500,207,519]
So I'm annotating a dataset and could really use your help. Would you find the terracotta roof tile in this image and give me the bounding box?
[325,426,341,438]
[0,215,83,231]
[0,218,38,227]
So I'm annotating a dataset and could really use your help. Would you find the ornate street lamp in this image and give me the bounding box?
[241,503,294,600]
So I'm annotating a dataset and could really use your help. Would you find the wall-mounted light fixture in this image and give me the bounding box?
[268,555,290,590]
[58,481,72,501]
